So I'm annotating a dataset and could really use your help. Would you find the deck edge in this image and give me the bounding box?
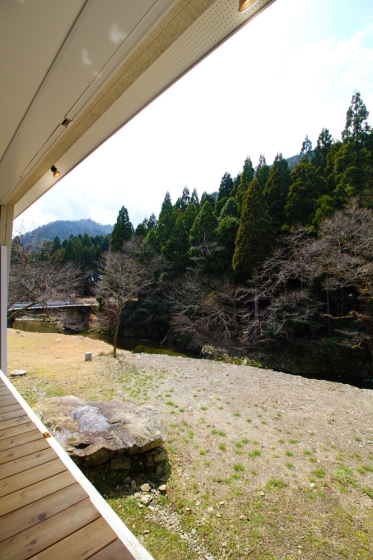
[0,370,154,560]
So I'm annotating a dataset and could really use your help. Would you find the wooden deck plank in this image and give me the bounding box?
[89,538,137,560]
[0,447,57,480]
[0,376,149,560]
[0,482,87,543]
[0,407,29,422]
[0,403,23,413]
[0,437,49,465]
[0,458,67,498]
[0,429,40,452]
[28,517,118,560]
[0,414,30,432]
[0,395,18,407]
[0,498,101,560]
[0,421,36,441]
[0,384,11,391]
[0,469,78,517]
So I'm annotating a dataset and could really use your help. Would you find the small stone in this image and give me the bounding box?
[239,515,246,520]
[154,450,167,463]
[158,485,167,493]
[10,369,27,377]
[140,494,152,506]
[310,483,315,488]
[141,483,151,493]
[131,480,137,489]
[144,530,150,534]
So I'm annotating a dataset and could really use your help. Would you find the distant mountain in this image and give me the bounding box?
[25,219,113,244]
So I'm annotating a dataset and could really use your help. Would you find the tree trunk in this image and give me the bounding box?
[326,287,331,337]
[113,299,122,358]
[254,283,259,343]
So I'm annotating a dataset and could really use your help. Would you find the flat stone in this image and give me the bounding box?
[141,483,151,493]
[34,396,167,467]
[10,369,27,377]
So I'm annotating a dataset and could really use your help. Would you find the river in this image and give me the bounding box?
[12,318,196,358]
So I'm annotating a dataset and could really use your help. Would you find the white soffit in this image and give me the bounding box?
[0,0,275,218]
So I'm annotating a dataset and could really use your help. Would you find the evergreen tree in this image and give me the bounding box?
[147,213,157,231]
[256,155,270,191]
[263,153,291,232]
[300,135,313,158]
[111,206,134,251]
[184,202,198,232]
[313,128,333,171]
[52,235,61,254]
[189,201,218,247]
[216,216,240,273]
[342,91,371,144]
[333,93,371,204]
[135,221,148,237]
[220,197,239,220]
[62,238,75,263]
[233,179,275,281]
[236,156,255,214]
[163,215,190,273]
[156,192,174,249]
[200,191,217,209]
[190,188,200,207]
[285,159,327,227]
[214,172,234,216]
[174,186,191,211]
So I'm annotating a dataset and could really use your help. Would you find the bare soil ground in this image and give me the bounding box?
[8,329,373,560]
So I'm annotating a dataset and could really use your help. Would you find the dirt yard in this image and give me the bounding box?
[7,329,373,559]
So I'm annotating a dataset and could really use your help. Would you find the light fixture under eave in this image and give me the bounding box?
[51,165,61,179]
[238,0,259,12]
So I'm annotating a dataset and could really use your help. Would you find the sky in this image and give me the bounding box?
[15,0,373,232]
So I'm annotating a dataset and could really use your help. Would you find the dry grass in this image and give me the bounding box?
[8,329,373,560]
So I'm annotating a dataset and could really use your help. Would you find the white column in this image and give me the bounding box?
[0,205,14,375]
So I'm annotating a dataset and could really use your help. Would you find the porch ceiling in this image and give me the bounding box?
[0,0,275,219]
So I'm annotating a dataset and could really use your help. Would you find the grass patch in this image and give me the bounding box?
[248,450,261,458]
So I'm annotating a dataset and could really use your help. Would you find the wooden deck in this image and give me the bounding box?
[0,373,153,560]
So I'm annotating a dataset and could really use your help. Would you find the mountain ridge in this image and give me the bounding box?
[25,218,113,243]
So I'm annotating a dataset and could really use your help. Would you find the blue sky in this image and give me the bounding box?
[16,0,373,232]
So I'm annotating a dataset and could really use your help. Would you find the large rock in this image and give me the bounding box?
[34,396,167,467]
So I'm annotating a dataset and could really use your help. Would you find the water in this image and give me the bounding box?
[12,318,195,358]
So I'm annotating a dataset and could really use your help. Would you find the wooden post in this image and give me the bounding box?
[0,205,14,376]
[0,245,7,375]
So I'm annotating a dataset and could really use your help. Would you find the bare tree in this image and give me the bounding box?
[97,239,165,357]
[8,231,83,320]
[165,270,240,349]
